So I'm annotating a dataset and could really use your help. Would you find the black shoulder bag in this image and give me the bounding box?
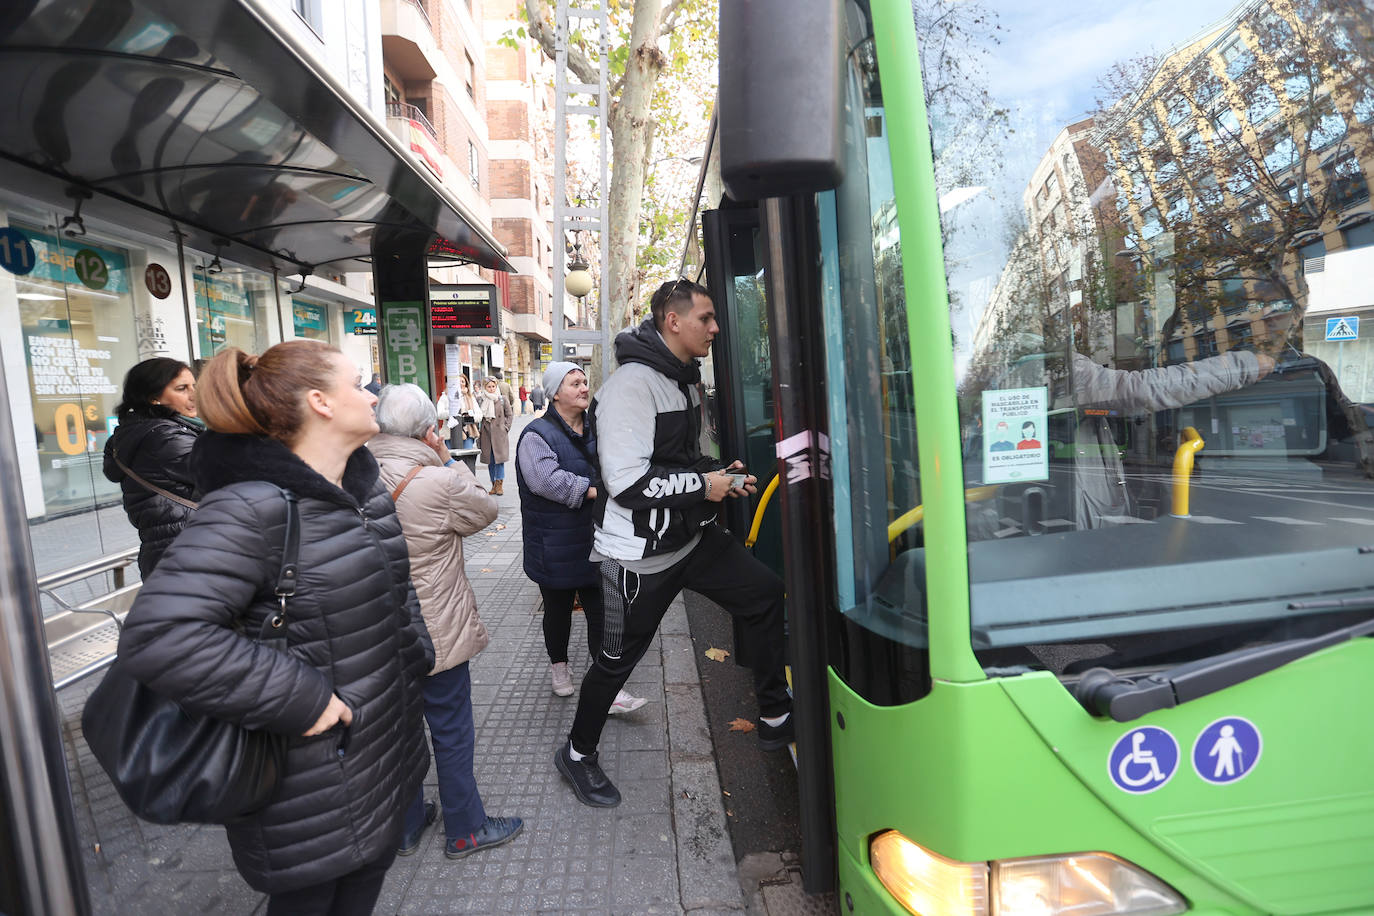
[82,489,301,825]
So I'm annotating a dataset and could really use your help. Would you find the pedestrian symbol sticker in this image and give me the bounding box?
[1325,316,1359,341]
[1191,717,1261,784]
[1108,726,1179,794]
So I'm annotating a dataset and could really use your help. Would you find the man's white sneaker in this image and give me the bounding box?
[551,662,574,697]
[608,689,648,715]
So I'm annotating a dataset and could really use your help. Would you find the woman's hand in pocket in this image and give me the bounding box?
[304,694,353,737]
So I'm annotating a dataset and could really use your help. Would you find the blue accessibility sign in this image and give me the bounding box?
[1191,717,1262,784]
[1108,726,1179,794]
[1325,316,1359,341]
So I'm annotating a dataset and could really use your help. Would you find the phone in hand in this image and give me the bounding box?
[726,472,749,490]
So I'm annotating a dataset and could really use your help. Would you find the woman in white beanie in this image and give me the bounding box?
[514,363,646,712]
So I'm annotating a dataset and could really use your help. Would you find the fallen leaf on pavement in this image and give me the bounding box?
[727,718,755,733]
[704,647,730,663]
[480,568,493,573]
[495,524,507,530]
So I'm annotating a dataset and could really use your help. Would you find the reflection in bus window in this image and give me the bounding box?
[926,0,1374,674]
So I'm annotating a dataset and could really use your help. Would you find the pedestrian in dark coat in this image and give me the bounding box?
[114,341,433,915]
[478,376,512,494]
[102,358,202,577]
[515,362,645,713]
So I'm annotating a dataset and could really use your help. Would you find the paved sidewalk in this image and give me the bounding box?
[54,414,749,915]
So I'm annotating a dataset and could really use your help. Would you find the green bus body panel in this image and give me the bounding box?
[1000,641,1374,914]
[830,642,1374,914]
[868,0,982,684]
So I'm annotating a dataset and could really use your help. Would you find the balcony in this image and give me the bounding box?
[381,0,437,81]
[386,102,444,179]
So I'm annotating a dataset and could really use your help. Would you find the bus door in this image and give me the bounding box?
[700,207,783,575]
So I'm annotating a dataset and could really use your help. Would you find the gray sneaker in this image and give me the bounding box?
[551,662,574,697]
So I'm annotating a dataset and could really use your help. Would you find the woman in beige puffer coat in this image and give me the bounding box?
[368,383,525,860]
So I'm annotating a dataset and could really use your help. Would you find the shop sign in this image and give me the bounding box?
[0,226,36,275]
[73,248,108,290]
[292,300,327,334]
[194,274,253,316]
[22,230,130,293]
[345,307,377,335]
[145,263,172,299]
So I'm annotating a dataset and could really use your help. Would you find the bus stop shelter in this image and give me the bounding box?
[0,2,511,912]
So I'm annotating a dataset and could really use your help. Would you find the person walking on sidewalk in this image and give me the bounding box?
[477,376,511,494]
[516,362,646,713]
[554,279,793,809]
[518,383,530,414]
[369,384,524,861]
[529,382,546,415]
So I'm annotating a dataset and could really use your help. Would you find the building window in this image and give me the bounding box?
[468,141,480,189]
[292,0,321,35]
[1344,220,1374,250]
[465,52,476,100]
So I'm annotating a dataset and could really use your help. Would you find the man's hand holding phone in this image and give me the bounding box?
[703,461,756,501]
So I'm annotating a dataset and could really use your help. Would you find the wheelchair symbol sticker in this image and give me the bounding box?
[1108,726,1179,794]
[1192,717,1262,784]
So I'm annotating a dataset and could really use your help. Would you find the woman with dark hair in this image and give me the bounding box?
[103,357,202,577]
[113,341,433,916]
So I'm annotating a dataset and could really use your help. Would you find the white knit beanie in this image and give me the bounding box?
[542,361,581,402]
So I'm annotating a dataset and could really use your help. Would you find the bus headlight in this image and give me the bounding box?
[870,830,989,916]
[870,833,1186,916]
[994,854,1186,916]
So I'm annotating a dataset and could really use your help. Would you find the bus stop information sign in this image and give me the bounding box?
[430,283,501,338]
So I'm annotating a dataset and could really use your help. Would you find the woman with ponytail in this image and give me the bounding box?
[113,341,434,915]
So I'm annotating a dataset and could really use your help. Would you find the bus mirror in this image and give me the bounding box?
[717,0,845,201]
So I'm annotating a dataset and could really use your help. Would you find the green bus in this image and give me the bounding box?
[691,0,1374,912]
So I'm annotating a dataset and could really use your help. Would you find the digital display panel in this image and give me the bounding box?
[430,284,500,337]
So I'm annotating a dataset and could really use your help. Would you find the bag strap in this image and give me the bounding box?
[266,490,300,631]
[390,467,422,503]
[112,450,198,510]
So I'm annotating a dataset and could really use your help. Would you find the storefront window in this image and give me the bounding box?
[291,298,331,341]
[194,263,273,358]
[15,221,138,518]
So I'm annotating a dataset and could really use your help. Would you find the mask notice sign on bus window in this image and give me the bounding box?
[983,387,1048,484]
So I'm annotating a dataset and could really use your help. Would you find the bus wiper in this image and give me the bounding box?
[1072,614,1374,722]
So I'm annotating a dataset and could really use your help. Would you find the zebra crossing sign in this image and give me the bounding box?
[1325,316,1359,341]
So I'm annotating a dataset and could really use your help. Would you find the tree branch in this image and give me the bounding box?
[524,0,601,86]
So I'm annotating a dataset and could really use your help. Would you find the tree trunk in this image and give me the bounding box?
[525,0,671,333]
[607,0,665,330]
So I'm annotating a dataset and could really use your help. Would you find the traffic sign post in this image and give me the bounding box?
[1325,317,1359,380]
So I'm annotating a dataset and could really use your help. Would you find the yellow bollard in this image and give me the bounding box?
[1171,426,1205,518]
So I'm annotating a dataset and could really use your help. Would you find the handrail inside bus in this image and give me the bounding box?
[887,486,999,543]
[746,473,781,548]
[1170,426,1205,518]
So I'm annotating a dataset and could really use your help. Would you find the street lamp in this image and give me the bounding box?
[565,243,593,300]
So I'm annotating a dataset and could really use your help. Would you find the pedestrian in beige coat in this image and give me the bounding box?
[369,383,525,861]
[478,376,512,495]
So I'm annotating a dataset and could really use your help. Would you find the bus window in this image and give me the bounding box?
[821,17,930,702]
[929,0,1374,674]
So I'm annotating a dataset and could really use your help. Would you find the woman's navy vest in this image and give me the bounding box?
[515,411,598,588]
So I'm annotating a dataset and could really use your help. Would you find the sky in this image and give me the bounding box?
[934,0,1249,375]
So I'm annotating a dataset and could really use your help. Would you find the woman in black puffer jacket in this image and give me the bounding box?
[114,341,433,915]
[102,358,202,578]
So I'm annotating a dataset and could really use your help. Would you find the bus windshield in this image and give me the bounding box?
[930,0,1374,674]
